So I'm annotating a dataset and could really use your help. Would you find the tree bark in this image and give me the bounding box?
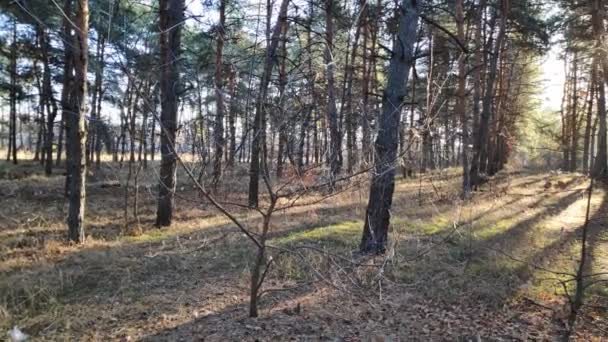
[360,0,419,253]
[591,0,608,178]
[470,0,507,187]
[156,0,184,226]
[227,66,237,166]
[569,51,579,172]
[275,21,289,179]
[455,0,470,195]
[38,28,59,176]
[66,0,89,243]
[248,0,289,207]
[8,18,18,164]
[212,0,226,186]
[593,60,607,178]
[582,64,596,174]
[324,0,342,181]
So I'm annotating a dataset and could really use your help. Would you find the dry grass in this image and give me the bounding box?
[0,160,607,340]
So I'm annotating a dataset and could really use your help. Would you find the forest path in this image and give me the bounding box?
[0,165,607,340]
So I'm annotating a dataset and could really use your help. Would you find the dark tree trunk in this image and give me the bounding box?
[212,0,226,186]
[275,21,289,179]
[593,62,607,178]
[341,12,361,174]
[248,0,289,207]
[471,0,486,151]
[324,0,342,180]
[455,0,470,195]
[33,58,45,164]
[470,1,506,187]
[360,0,419,253]
[128,82,142,164]
[89,34,105,168]
[227,66,237,166]
[560,56,571,171]
[39,28,58,176]
[570,52,579,172]
[583,64,596,174]
[361,11,371,165]
[66,0,89,243]
[156,0,184,226]
[8,18,18,165]
[591,0,608,178]
[297,0,316,172]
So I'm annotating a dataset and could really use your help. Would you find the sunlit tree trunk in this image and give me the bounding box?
[360,0,419,253]
[66,0,89,243]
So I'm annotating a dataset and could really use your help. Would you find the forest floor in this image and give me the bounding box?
[1,160,608,341]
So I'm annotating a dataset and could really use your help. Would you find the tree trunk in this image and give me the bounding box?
[471,0,486,165]
[361,11,371,166]
[342,10,361,174]
[298,0,316,172]
[227,66,237,166]
[89,34,105,168]
[591,0,608,178]
[276,21,289,179]
[248,0,289,207]
[470,0,507,187]
[583,64,596,174]
[455,0,470,195]
[8,18,18,164]
[593,61,607,178]
[39,28,58,176]
[66,0,89,243]
[156,0,184,226]
[33,57,45,163]
[212,0,226,186]
[360,0,418,253]
[324,0,342,180]
[569,51,579,172]
[560,55,571,170]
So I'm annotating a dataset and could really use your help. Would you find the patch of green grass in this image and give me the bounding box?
[124,229,174,243]
[473,217,519,240]
[397,216,451,235]
[273,220,361,247]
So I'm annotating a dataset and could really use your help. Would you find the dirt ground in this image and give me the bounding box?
[1,160,607,341]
